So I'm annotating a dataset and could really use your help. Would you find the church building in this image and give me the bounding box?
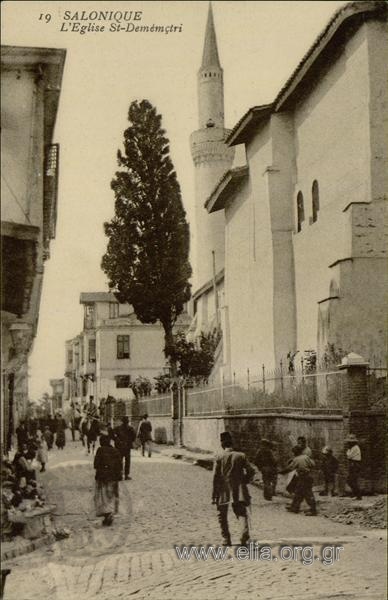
[191,2,387,383]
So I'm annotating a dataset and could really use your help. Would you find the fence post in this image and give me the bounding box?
[247,368,250,390]
[233,372,236,385]
[301,357,305,412]
[221,373,224,409]
[280,360,284,393]
[262,364,265,395]
[182,385,187,418]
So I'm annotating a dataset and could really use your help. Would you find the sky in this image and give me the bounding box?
[1,0,347,400]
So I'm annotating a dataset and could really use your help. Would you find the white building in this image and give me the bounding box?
[200,1,387,382]
[64,292,189,405]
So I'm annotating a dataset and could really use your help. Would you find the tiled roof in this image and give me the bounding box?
[227,1,387,145]
[226,104,273,146]
[274,0,387,110]
[79,292,118,304]
[205,166,249,213]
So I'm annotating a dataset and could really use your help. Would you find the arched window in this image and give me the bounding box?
[312,180,320,223]
[297,191,304,232]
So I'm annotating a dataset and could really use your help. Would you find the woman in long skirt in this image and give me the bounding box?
[55,414,67,449]
[94,434,122,526]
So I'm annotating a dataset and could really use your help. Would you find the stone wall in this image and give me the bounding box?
[130,415,174,445]
[180,410,385,493]
[144,362,386,493]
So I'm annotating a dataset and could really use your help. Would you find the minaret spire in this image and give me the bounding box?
[201,3,221,69]
[197,2,224,129]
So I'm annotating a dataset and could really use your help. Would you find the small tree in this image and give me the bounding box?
[170,329,221,384]
[102,100,192,373]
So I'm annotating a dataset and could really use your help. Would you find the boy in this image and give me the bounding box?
[319,446,338,496]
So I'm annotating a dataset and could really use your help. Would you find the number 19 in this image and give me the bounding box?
[39,13,51,23]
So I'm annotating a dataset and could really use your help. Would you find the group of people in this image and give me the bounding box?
[93,414,153,526]
[212,431,363,546]
[16,414,68,457]
[1,443,47,539]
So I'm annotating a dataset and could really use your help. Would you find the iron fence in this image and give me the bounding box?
[186,368,348,416]
[137,394,171,417]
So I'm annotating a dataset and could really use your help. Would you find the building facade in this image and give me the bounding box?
[64,293,189,407]
[198,2,387,382]
[49,378,65,414]
[1,45,65,449]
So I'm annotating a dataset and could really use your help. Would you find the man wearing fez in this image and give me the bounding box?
[212,431,255,547]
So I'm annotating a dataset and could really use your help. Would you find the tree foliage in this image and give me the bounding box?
[101,100,192,365]
[170,329,222,383]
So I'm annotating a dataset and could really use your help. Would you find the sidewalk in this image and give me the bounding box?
[154,443,215,469]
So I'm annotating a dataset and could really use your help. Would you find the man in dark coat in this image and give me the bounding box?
[212,431,255,547]
[137,414,153,457]
[94,434,122,526]
[113,416,136,480]
[15,421,28,449]
[254,438,278,501]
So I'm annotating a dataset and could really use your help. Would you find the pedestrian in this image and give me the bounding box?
[93,434,122,526]
[281,445,317,516]
[36,437,48,472]
[43,425,54,450]
[55,412,67,449]
[70,401,82,441]
[137,414,153,457]
[319,446,338,496]
[212,431,255,546]
[297,436,313,458]
[15,420,29,449]
[254,438,278,501]
[345,434,362,500]
[113,416,136,480]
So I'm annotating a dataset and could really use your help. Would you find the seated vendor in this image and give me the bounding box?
[13,444,36,485]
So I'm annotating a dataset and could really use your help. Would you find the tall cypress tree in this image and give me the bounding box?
[101,100,192,373]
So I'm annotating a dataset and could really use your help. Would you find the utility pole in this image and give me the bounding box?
[212,250,220,328]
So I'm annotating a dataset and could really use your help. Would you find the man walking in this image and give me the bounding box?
[254,438,278,501]
[113,416,136,480]
[212,431,255,547]
[137,414,153,457]
[345,434,362,500]
[282,445,317,515]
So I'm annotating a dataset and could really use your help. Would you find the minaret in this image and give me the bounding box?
[190,3,234,293]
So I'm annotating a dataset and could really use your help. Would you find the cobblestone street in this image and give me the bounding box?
[3,438,386,600]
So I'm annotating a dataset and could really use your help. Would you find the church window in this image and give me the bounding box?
[297,192,304,232]
[312,180,320,223]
